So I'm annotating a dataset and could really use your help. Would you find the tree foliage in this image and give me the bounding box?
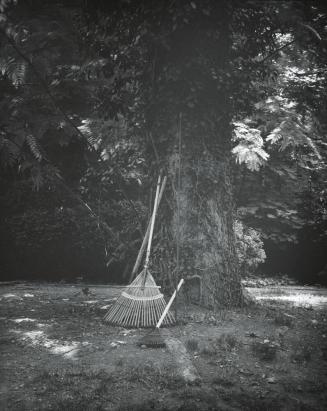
[0,0,326,286]
[232,2,327,250]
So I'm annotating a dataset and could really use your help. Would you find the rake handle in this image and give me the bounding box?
[156,278,184,329]
[144,175,161,270]
[130,176,167,282]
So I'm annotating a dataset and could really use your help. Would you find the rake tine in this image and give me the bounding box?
[104,272,175,328]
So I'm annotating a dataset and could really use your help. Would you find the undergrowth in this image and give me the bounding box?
[124,362,186,390]
[200,333,239,356]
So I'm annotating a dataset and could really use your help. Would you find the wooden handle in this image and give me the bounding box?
[144,175,161,269]
[156,279,184,329]
[130,176,167,281]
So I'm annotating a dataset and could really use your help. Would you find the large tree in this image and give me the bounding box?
[1,0,326,303]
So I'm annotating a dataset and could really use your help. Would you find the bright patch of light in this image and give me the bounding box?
[255,294,327,307]
[247,287,327,309]
[282,66,325,85]
[12,318,36,323]
[275,33,294,46]
[15,329,83,359]
[37,323,49,328]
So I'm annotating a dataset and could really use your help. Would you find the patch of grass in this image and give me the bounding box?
[123,361,186,390]
[212,376,234,387]
[115,357,124,367]
[273,312,294,327]
[211,362,238,388]
[176,386,217,402]
[0,335,12,345]
[30,367,117,410]
[34,367,113,382]
[214,309,229,321]
[232,394,284,411]
[32,367,115,399]
[185,338,199,352]
[117,399,169,411]
[50,393,107,411]
[200,345,217,356]
[291,345,312,363]
[205,309,232,323]
[216,333,238,351]
[200,333,239,357]
[252,340,278,361]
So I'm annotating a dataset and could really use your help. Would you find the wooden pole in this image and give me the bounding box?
[129,176,166,283]
[144,175,161,270]
[156,279,184,328]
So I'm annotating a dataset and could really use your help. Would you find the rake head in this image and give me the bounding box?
[104,269,175,328]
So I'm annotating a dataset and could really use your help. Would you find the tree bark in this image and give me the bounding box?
[172,144,243,308]
[145,1,243,307]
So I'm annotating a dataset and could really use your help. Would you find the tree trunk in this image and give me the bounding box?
[172,140,243,308]
[145,1,243,307]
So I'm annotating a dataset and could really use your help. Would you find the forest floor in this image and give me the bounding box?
[0,282,327,411]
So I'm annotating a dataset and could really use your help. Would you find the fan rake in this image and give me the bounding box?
[104,269,175,328]
[104,175,175,328]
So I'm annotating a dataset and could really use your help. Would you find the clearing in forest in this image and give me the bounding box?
[0,283,326,410]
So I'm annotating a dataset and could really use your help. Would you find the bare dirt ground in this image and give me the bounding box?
[0,282,327,410]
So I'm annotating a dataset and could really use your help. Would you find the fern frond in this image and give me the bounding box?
[267,119,322,159]
[232,144,269,171]
[233,121,264,145]
[0,56,27,86]
[0,0,15,15]
[305,136,322,160]
[77,119,99,149]
[232,121,269,171]
[43,164,62,181]
[0,132,22,167]
[26,134,42,161]
[11,61,27,86]
[30,165,43,191]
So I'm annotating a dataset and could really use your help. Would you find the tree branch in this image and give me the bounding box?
[259,39,296,63]
[300,23,322,41]
[259,22,323,64]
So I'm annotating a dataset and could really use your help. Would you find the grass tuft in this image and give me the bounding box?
[216,333,238,350]
[291,346,312,363]
[115,358,124,367]
[185,338,199,352]
[124,361,186,390]
[274,313,294,327]
[200,333,239,356]
[252,340,278,361]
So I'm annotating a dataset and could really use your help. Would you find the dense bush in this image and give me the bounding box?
[234,219,266,276]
